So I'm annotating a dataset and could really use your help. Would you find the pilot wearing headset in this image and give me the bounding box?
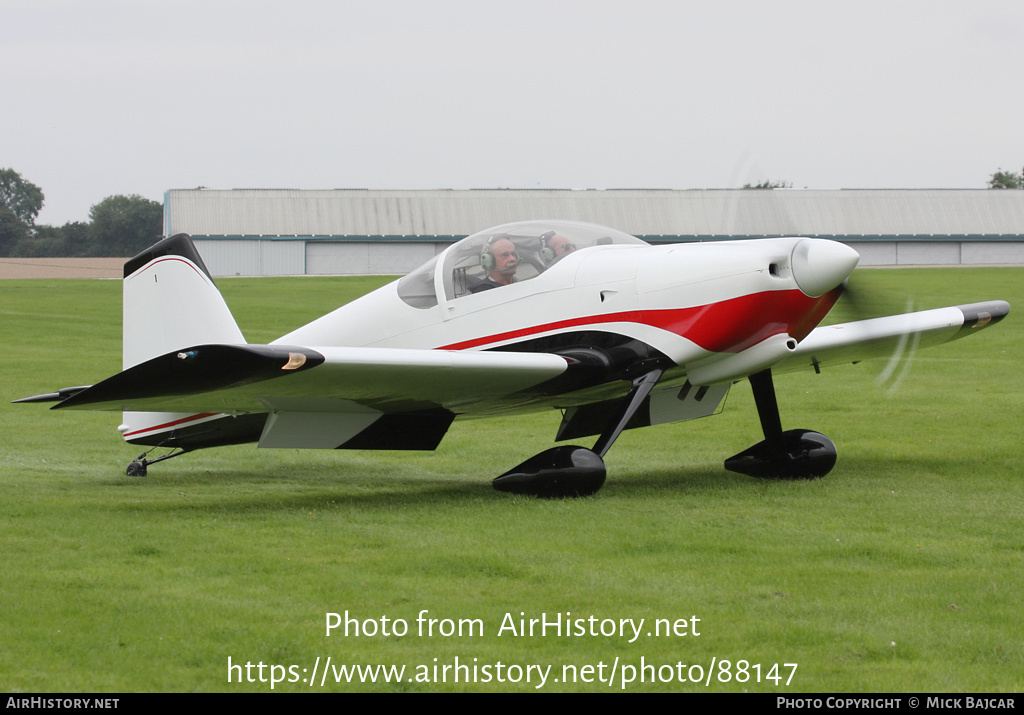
[469,234,520,293]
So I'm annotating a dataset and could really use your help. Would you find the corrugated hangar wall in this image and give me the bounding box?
[163,189,1024,276]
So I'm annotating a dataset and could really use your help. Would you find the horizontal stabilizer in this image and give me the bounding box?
[13,386,92,404]
[55,344,323,410]
[53,344,571,416]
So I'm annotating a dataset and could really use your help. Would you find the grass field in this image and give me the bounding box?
[1,268,1020,692]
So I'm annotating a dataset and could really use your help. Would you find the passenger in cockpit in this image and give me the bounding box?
[539,231,576,265]
[469,235,520,293]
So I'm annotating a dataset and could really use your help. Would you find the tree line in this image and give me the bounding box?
[744,169,1024,191]
[2,165,1021,258]
[0,168,162,257]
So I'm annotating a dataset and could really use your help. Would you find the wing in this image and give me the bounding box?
[772,301,1009,375]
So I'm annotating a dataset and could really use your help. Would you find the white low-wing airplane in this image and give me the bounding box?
[17,220,1009,497]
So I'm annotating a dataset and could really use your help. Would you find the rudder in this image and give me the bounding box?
[122,234,246,369]
[119,234,249,448]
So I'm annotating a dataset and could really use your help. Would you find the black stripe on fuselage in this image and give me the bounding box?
[489,329,675,395]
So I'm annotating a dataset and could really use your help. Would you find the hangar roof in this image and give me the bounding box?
[164,188,1024,240]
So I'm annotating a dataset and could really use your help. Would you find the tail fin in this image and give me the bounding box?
[122,234,246,369]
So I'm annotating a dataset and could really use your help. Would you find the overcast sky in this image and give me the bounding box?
[3,0,1023,226]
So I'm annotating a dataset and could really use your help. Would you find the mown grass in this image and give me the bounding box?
[0,268,1020,692]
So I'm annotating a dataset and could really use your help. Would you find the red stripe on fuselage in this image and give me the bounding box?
[124,412,219,438]
[439,288,840,352]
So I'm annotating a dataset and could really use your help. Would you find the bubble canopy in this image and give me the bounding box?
[397,220,648,309]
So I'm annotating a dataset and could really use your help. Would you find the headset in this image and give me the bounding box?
[480,234,519,272]
[539,230,576,264]
[538,231,557,264]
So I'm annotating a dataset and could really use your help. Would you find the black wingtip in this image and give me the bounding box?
[957,300,1010,329]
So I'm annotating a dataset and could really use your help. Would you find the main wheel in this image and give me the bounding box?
[724,430,837,479]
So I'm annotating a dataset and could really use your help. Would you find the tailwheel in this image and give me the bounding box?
[125,447,188,477]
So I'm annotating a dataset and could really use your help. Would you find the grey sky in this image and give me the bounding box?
[3,0,1023,226]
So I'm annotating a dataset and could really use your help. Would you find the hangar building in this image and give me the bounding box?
[162,188,1024,277]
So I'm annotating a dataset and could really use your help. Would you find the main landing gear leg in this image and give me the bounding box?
[724,369,837,479]
[126,447,189,477]
[493,369,664,498]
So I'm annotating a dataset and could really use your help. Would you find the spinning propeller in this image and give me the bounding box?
[834,274,923,395]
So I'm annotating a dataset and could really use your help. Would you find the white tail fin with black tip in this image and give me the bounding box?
[122,234,246,369]
[120,234,247,447]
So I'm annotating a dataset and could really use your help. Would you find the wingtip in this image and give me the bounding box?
[957,300,1010,328]
[952,301,1010,339]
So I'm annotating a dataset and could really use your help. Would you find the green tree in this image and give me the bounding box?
[988,167,1023,189]
[88,194,163,256]
[14,221,91,257]
[0,168,45,225]
[0,206,30,255]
